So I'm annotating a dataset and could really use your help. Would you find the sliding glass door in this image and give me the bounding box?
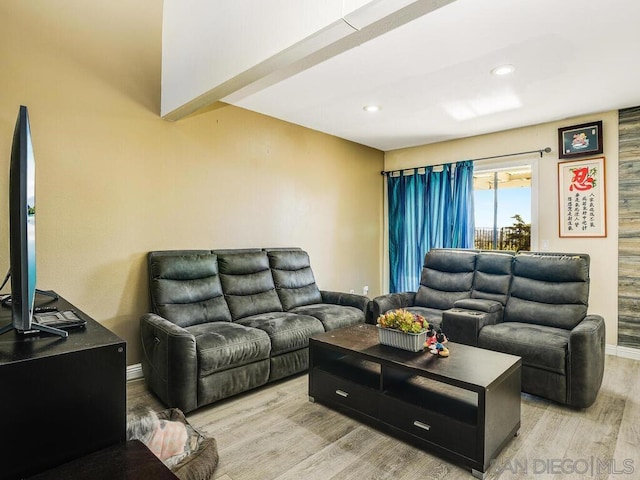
[473,165,532,251]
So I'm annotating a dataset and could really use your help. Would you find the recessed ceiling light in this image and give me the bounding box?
[363,105,381,112]
[490,64,516,76]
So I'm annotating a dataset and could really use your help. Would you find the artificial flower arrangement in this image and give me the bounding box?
[376,309,429,352]
[376,308,429,333]
[377,308,449,356]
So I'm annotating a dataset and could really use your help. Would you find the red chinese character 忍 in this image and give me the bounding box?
[569,167,595,191]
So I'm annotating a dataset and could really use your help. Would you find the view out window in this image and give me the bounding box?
[473,166,531,251]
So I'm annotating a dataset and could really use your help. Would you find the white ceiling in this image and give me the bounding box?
[165,0,640,152]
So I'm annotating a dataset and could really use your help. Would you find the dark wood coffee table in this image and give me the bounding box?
[309,323,521,479]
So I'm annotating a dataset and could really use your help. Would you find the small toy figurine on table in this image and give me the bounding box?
[425,327,437,348]
[426,328,449,357]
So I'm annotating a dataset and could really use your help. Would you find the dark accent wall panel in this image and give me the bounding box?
[618,106,640,348]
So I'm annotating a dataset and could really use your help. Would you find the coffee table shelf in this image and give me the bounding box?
[309,324,521,479]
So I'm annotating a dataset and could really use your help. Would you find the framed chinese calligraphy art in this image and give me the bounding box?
[558,120,603,159]
[558,157,606,237]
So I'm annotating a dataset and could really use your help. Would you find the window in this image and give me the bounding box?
[473,164,532,251]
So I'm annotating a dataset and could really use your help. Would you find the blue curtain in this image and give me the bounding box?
[387,171,406,293]
[424,164,452,250]
[451,160,475,248]
[387,161,474,292]
[388,169,425,293]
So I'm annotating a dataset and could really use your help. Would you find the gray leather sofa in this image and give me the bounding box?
[369,249,606,408]
[140,248,368,413]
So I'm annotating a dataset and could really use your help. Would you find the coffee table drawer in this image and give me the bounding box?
[312,369,378,417]
[379,396,476,459]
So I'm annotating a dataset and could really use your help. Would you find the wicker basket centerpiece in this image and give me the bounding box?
[376,309,429,352]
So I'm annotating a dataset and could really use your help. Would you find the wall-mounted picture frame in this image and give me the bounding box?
[558,120,603,159]
[558,156,606,237]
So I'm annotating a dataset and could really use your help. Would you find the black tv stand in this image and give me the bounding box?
[0,294,126,479]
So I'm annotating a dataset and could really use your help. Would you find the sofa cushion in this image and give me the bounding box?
[217,250,283,320]
[414,249,476,310]
[504,253,589,329]
[471,251,514,305]
[267,249,323,310]
[236,312,325,355]
[186,322,271,377]
[290,304,363,331]
[514,253,590,282]
[478,322,569,375]
[269,349,309,382]
[149,251,232,327]
[198,361,270,409]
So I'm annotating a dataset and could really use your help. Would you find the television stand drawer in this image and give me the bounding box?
[311,368,378,417]
[379,396,477,459]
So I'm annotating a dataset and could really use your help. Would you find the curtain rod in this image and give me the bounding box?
[380,147,552,176]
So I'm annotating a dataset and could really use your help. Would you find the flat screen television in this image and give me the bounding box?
[0,106,66,337]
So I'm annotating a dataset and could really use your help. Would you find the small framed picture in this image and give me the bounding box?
[558,156,606,237]
[558,120,603,159]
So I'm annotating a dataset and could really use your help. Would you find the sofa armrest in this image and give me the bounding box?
[451,299,504,331]
[320,290,369,312]
[568,314,606,408]
[366,292,416,325]
[442,308,500,346]
[140,313,198,413]
[453,298,503,314]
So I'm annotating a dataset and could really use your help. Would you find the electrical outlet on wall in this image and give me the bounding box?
[349,289,355,294]
[363,286,369,295]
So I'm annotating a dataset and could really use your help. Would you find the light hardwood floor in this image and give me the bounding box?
[127,354,640,480]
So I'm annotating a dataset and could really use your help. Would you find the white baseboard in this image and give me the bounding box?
[126,363,144,381]
[606,344,640,361]
[606,344,617,356]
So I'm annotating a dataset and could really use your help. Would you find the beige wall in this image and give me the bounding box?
[0,1,384,364]
[385,110,619,346]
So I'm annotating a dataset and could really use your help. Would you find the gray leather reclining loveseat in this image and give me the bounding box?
[369,249,606,408]
[140,248,368,413]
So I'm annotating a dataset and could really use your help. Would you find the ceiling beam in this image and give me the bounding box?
[161,0,457,121]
